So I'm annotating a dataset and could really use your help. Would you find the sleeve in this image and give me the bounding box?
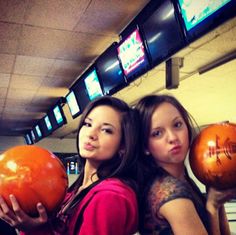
[148,175,193,215]
[76,190,138,235]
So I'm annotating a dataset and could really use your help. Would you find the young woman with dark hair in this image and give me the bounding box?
[0,96,141,235]
[135,94,236,235]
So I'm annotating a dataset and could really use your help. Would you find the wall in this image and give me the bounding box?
[0,136,77,153]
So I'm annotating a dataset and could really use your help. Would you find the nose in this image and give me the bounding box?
[87,128,98,140]
[166,129,178,144]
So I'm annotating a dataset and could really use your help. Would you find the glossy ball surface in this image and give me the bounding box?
[0,145,68,216]
[189,122,236,189]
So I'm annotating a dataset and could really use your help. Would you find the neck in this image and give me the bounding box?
[161,162,185,180]
[82,161,99,188]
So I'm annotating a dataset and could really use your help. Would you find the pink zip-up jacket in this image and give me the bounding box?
[20,178,138,235]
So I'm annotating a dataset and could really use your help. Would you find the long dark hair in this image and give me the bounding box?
[70,95,140,191]
[135,94,198,230]
[52,96,140,233]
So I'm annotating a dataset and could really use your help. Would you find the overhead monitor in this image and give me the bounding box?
[141,0,187,68]
[83,68,104,101]
[44,115,53,132]
[30,130,36,143]
[47,100,67,131]
[176,0,235,42]
[35,124,42,139]
[66,90,81,118]
[96,42,127,95]
[39,114,53,137]
[24,133,33,145]
[73,78,91,112]
[117,27,150,82]
[53,105,65,126]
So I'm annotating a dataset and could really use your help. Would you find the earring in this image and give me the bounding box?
[145,150,150,155]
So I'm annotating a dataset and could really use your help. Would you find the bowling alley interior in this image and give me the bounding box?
[0,0,236,234]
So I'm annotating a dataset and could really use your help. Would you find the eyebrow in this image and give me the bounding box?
[85,117,117,130]
[151,116,182,129]
[173,116,182,121]
[103,123,116,130]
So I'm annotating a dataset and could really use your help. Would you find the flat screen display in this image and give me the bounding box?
[44,115,52,131]
[66,90,81,118]
[117,27,150,81]
[25,133,32,145]
[35,124,42,138]
[96,42,127,95]
[84,69,103,101]
[177,0,235,42]
[141,0,186,68]
[47,110,61,132]
[179,0,231,31]
[31,130,35,142]
[39,114,53,137]
[53,105,64,125]
[72,78,90,112]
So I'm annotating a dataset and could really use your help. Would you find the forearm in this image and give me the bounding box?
[206,204,231,235]
[219,206,231,235]
[206,202,221,235]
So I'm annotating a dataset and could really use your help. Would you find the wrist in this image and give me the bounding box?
[206,201,219,215]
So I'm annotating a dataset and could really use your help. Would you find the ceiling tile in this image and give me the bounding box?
[10,74,44,89]
[14,55,55,76]
[58,32,116,61]
[0,88,7,99]
[74,10,125,36]
[0,0,28,24]
[0,54,15,73]
[3,105,27,114]
[7,88,35,100]
[2,112,42,121]
[25,105,48,113]
[0,22,22,54]
[0,73,11,87]
[74,0,149,35]
[18,25,72,58]
[0,98,5,107]
[42,76,74,88]
[24,0,89,30]
[5,98,33,107]
[30,96,59,107]
[89,0,149,16]
[47,59,82,80]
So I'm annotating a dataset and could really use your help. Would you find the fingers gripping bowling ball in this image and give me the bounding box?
[189,122,236,190]
[0,145,68,216]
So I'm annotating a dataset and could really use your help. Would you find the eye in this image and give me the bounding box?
[101,128,113,134]
[151,129,162,138]
[83,120,91,127]
[174,121,183,128]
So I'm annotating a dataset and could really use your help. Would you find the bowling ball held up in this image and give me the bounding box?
[0,145,68,216]
[189,122,236,190]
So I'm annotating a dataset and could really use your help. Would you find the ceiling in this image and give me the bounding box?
[0,0,236,140]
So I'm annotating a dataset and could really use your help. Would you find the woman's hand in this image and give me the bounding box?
[206,187,236,211]
[0,194,48,232]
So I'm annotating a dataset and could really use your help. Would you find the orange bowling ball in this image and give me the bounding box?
[189,122,236,189]
[0,145,68,216]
